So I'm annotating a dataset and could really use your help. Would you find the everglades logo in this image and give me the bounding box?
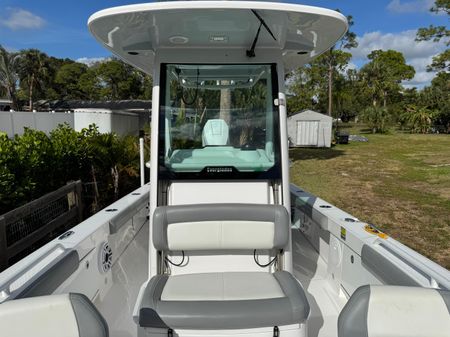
[206,167,233,174]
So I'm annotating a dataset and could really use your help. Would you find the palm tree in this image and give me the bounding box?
[18,49,48,111]
[407,105,435,134]
[0,46,20,110]
[89,133,139,201]
[361,106,391,133]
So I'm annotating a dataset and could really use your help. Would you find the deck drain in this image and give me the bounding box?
[345,218,357,223]
[105,208,118,212]
[320,205,332,209]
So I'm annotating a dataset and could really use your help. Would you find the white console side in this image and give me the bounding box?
[168,182,273,205]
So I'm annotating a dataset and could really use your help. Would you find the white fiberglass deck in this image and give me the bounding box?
[91,222,346,337]
[292,229,346,337]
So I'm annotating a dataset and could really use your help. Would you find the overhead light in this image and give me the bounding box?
[169,35,189,44]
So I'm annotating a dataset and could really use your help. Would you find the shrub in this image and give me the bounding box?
[0,124,140,216]
[361,106,391,133]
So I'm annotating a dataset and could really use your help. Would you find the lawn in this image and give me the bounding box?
[289,124,450,269]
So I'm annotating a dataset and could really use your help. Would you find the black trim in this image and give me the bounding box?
[139,308,170,328]
[158,63,281,181]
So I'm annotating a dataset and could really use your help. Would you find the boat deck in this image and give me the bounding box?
[95,224,347,337]
[292,229,347,337]
[94,222,346,337]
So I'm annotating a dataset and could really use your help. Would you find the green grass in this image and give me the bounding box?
[289,124,450,269]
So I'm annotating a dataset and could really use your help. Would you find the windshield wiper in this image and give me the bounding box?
[246,10,277,58]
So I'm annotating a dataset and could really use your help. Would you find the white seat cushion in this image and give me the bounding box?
[153,204,290,251]
[161,272,285,301]
[338,285,450,337]
[202,119,229,146]
[139,271,310,329]
[0,293,108,337]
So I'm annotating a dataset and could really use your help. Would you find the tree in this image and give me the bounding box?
[17,49,49,111]
[360,50,415,108]
[78,67,102,100]
[420,72,450,130]
[333,67,364,121]
[406,105,435,133]
[55,62,88,99]
[286,67,316,114]
[88,133,139,201]
[321,13,358,116]
[416,0,449,72]
[140,74,153,100]
[96,59,144,99]
[45,57,76,100]
[0,46,20,110]
[428,49,450,72]
[361,106,391,133]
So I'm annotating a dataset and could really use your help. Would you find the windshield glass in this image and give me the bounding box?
[159,64,280,178]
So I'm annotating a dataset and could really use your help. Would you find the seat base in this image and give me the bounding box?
[138,271,310,330]
[138,324,307,337]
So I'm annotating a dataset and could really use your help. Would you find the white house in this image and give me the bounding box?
[287,110,332,148]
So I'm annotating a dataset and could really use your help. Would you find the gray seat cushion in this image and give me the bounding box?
[338,285,450,337]
[139,271,310,330]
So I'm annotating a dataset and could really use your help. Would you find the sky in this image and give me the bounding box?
[0,0,448,88]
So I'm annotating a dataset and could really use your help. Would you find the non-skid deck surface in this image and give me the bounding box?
[292,229,347,337]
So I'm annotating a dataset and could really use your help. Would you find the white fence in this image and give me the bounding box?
[0,110,141,137]
[0,111,73,137]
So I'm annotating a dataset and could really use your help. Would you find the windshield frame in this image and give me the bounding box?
[157,63,281,180]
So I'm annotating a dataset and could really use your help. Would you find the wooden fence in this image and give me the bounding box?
[0,181,83,271]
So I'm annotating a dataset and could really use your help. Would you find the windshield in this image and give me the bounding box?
[159,64,280,179]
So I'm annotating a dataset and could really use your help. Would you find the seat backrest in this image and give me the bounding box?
[153,203,289,251]
[0,293,109,337]
[338,285,450,337]
[202,119,229,146]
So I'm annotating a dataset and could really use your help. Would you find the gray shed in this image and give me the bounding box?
[287,110,332,148]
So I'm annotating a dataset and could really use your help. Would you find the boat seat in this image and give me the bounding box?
[338,285,450,337]
[202,119,229,146]
[139,271,309,329]
[0,293,108,337]
[139,203,310,330]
